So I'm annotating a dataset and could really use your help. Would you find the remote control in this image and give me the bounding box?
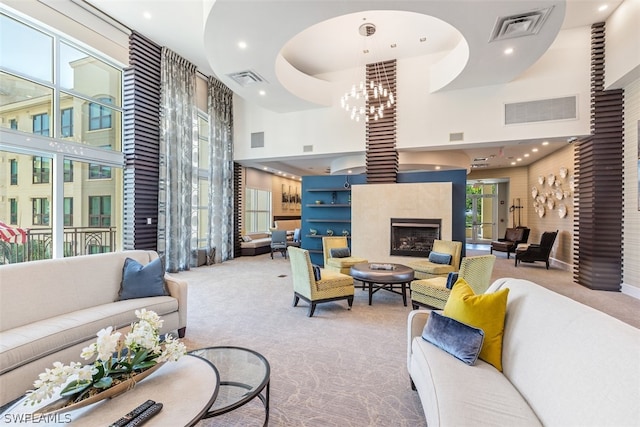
[126,402,163,426]
[108,400,156,427]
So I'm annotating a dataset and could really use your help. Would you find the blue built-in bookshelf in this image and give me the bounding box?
[301,174,366,266]
[301,170,467,266]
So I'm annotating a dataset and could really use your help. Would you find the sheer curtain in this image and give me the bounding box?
[207,77,234,263]
[157,48,197,272]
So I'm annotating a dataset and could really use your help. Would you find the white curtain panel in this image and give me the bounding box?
[207,77,234,263]
[158,48,198,272]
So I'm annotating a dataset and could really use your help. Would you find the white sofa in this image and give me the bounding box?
[407,278,640,426]
[0,250,188,407]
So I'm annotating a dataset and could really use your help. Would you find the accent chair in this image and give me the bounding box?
[410,254,496,310]
[322,236,367,275]
[515,230,558,269]
[270,230,288,259]
[288,246,354,317]
[490,226,530,259]
[406,240,463,280]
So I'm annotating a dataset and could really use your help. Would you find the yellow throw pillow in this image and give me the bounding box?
[443,278,509,371]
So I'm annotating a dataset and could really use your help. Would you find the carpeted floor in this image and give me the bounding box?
[171,247,639,426]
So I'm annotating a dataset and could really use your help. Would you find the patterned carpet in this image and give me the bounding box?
[171,248,639,426]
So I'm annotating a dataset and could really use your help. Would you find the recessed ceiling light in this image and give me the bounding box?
[511,161,517,165]
[517,158,522,162]
[259,90,266,96]
[524,153,530,157]
[347,170,353,174]
[542,141,549,146]
[598,4,609,12]
[435,166,441,170]
[143,11,152,19]
[263,167,268,170]
[504,47,514,55]
[238,41,247,49]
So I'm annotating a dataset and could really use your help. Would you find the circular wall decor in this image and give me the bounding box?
[555,188,564,200]
[547,173,556,186]
[559,167,568,179]
[532,186,538,198]
[538,175,545,185]
[537,206,545,218]
[547,198,555,210]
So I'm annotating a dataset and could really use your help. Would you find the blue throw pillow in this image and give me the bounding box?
[330,247,351,258]
[421,311,485,366]
[312,264,322,281]
[118,257,169,300]
[446,272,459,289]
[428,251,452,265]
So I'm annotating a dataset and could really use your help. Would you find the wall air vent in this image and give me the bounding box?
[489,7,553,42]
[471,163,489,169]
[505,96,577,125]
[449,132,464,142]
[251,132,264,148]
[303,145,314,153]
[227,70,266,87]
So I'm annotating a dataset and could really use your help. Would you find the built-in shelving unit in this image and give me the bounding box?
[301,176,365,265]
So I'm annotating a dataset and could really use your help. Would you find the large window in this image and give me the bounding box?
[32,197,50,225]
[89,195,111,227]
[245,188,272,232]
[0,10,123,263]
[32,156,50,184]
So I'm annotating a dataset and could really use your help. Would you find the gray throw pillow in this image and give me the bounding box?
[330,247,351,258]
[421,311,485,366]
[428,251,452,265]
[118,257,169,300]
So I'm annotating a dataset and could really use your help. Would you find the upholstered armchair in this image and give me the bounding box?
[287,246,354,317]
[406,240,463,280]
[490,227,530,259]
[410,254,496,310]
[515,230,558,269]
[270,230,288,259]
[322,236,367,275]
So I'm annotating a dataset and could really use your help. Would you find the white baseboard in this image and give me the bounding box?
[621,283,640,300]
[550,257,572,272]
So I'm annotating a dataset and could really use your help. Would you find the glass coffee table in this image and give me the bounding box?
[189,346,270,426]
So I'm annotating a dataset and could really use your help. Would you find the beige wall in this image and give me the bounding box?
[622,77,640,298]
[351,183,452,264]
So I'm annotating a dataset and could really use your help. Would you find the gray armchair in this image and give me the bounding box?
[270,230,288,259]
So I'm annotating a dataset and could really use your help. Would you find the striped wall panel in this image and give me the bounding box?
[123,32,162,250]
[573,22,624,291]
[234,162,243,257]
[365,60,398,183]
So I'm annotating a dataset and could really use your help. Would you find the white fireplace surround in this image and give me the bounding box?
[351,182,453,265]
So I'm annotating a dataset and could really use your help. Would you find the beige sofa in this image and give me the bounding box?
[241,232,272,256]
[407,278,639,426]
[0,250,187,406]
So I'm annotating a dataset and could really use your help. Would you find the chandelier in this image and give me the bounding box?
[340,23,395,123]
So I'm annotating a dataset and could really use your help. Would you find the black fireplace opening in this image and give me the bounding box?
[390,218,442,257]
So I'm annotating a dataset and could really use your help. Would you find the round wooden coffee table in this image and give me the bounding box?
[350,263,415,306]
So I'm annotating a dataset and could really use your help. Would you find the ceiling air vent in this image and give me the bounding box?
[227,70,266,87]
[489,7,553,42]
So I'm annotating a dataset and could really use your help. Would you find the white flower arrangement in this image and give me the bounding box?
[25,309,186,406]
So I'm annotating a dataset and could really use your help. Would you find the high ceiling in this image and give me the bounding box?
[84,0,622,177]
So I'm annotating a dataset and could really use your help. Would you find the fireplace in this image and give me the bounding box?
[390,218,442,257]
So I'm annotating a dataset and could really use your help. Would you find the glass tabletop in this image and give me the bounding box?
[189,346,270,416]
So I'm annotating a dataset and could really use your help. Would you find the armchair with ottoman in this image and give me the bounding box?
[407,240,463,280]
[490,227,530,259]
[407,277,639,426]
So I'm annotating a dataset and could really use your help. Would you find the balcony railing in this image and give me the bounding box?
[0,227,117,265]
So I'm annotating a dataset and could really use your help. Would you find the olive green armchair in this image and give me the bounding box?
[406,240,463,280]
[322,236,367,275]
[410,254,496,310]
[288,246,354,317]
